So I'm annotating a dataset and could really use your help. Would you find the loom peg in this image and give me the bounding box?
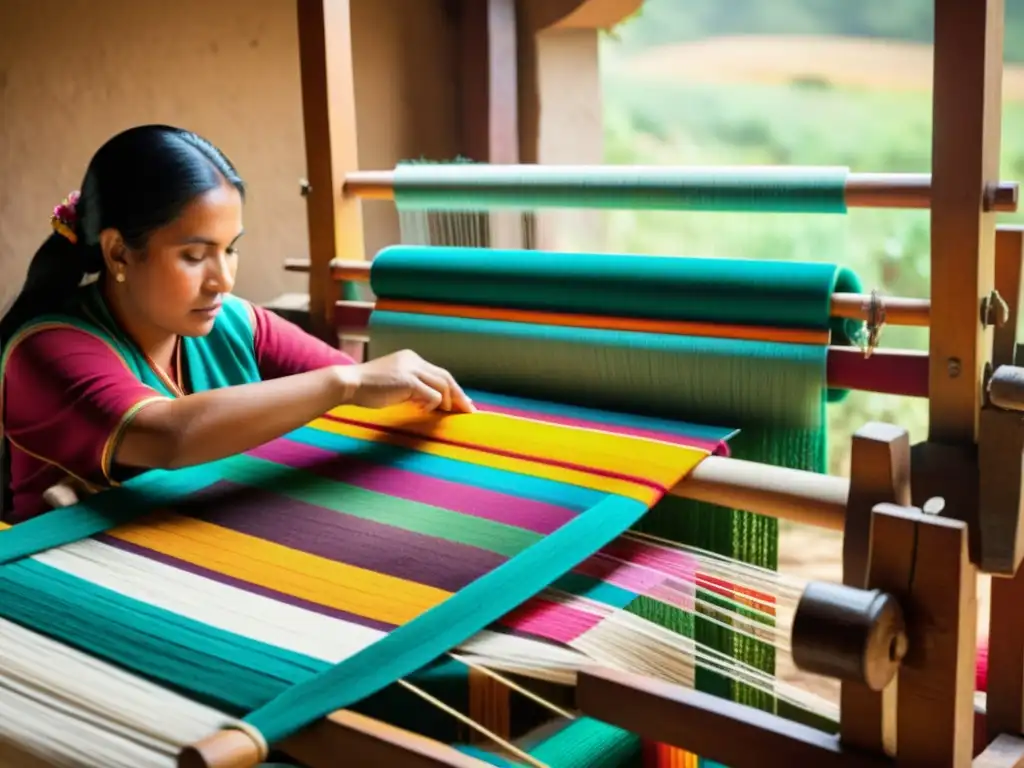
[177,727,266,768]
[790,582,908,691]
[977,366,1024,575]
[988,366,1024,413]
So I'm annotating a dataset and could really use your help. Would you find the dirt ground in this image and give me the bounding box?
[776,522,991,704]
[624,35,1024,100]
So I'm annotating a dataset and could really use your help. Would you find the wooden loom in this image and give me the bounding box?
[3,1,1023,767]
[252,0,1024,766]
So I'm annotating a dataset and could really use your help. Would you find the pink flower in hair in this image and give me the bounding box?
[51,190,81,244]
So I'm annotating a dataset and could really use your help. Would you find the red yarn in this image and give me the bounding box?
[977,638,989,692]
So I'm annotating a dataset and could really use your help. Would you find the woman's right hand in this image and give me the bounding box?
[337,350,476,413]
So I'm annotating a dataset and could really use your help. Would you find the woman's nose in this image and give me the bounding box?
[206,254,235,293]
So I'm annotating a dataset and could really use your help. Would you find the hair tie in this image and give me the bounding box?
[51,190,81,244]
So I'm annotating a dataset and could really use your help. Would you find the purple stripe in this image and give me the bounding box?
[97,534,397,633]
[250,439,578,535]
[169,481,510,593]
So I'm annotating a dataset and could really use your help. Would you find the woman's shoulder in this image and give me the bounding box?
[3,322,134,383]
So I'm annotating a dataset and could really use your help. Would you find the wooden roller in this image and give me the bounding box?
[790,581,908,692]
[177,727,267,768]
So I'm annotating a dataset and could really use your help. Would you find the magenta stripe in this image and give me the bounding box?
[602,539,699,581]
[323,413,675,495]
[499,598,604,644]
[479,401,724,454]
[575,554,671,594]
[250,439,577,534]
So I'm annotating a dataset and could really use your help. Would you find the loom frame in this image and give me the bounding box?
[250,0,1024,766]
[5,0,1020,766]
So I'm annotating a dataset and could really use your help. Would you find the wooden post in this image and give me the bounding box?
[296,0,364,351]
[839,424,912,757]
[459,0,523,251]
[928,0,1004,444]
[985,227,1024,741]
[868,506,978,766]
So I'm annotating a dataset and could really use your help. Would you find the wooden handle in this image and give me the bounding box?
[177,728,266,768]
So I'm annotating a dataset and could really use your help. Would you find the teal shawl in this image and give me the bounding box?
[0,283,264,398]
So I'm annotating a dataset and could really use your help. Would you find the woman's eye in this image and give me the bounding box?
[182,251,204,264]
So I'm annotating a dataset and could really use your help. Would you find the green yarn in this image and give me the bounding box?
[369,312,826,430]
[392,163,850,214]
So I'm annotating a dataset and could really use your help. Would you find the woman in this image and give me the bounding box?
[0,124,474,524]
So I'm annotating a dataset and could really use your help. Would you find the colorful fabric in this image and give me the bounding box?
[0,394,722,750]
[365,244,866,765]
[1,284,353,522]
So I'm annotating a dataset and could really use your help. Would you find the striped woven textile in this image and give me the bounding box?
[0,390,736,751]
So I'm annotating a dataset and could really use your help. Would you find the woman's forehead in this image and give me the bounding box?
[154,182,243,246]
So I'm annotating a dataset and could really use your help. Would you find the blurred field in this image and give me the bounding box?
[624,35,1024,97]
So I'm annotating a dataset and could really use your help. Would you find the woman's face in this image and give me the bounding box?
[108,179,244,338]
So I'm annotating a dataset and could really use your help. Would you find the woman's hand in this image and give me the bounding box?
[337,350,476,413]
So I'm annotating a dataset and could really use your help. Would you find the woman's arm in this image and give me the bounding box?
[4,328,473,489]
[116,364,350,469]
[117,349,475,471]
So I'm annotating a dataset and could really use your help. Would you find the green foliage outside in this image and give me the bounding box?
[613,0,1024,63]
[598,31,1024,477]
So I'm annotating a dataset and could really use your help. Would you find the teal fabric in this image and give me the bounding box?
[392,163,849,214]
[1,283,261,397]
[456,718,642,768]
[369,246,863,403]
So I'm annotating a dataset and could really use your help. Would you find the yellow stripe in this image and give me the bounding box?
[107,513,451,625]
[322,405,708,501]
[0,522,10,531]
[310,416,703,506]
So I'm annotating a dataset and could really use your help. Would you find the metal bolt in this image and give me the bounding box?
[981,289,1010,328]
[948,357,962,378]
[299,179,312,197]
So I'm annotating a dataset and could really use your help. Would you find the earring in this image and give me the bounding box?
[115,271,126,283]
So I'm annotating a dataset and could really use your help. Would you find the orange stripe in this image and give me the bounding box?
[375,298,829,346]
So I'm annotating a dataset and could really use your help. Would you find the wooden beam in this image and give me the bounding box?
[838,425,912,757]
[459,0,522,251]
[872,505,978,764]
[522,0,641,33]
[928,0,1005,443]
[575,667,890,768]
[296,0,364,348]
[460,0,519,165]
